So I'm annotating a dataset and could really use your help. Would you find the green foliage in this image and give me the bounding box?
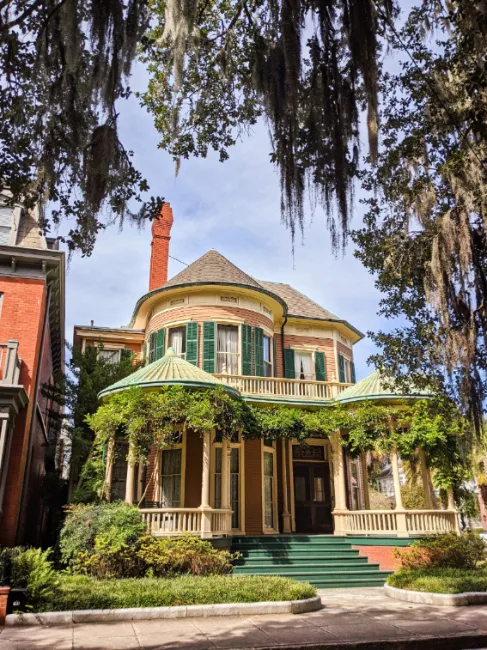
[400,485,425,510]
[395,532,486,571]
[10,549,60,610]
[387,567,487,595]
[0,547,25,586]
[59,502,146,568]
[74,534,237,579]
[38,574,315,612]
[44,344,141,502]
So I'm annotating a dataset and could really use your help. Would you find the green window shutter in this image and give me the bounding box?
[338,354,346,383]
[315,351,326,381]
[148,332,157,363]
[284,348,295,379]
[156,328,166,360]
[351,361,356,384]
[186,322,199,366]
[241,324,252,375]
[120,349,133,361]
[254,327,264,377]
[203,322,216,373]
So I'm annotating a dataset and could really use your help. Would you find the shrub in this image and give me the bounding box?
[59,501,146,567]
[0,547,24,585]
[395,531,486,570]
[74,534,237,579]
[11,548,60,610]
[387,567,487,594]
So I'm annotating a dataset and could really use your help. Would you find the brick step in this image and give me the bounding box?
[234,562,381,573]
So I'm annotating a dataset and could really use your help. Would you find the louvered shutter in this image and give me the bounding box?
[254,327,264,376]
[241,324,252,375]
[203,322,216,373]
[338,354,346,383]
[351,361,356,384]
[284,348,295,379]
[121,349,133,361]
[148,332,157,363]
[186,322,199,366]
[156,328,166,360]
[314,351,326,381]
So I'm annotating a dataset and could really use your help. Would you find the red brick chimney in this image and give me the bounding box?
[149,202,174,291]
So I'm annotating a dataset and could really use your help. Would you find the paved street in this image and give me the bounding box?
[2,588,487,649]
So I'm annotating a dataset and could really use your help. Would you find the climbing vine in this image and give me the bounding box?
[86,387,471,495]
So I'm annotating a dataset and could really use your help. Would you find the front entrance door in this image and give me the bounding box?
[293,462,333,533]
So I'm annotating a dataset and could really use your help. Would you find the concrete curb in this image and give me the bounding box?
[5,595,322,626]
[385,583,487,606]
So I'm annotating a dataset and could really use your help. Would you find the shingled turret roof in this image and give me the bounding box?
[258,281,340,321]
[163,249,263,290]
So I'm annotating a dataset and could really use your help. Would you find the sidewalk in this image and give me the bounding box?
[2,587,487,649]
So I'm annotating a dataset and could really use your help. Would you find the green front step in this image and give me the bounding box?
[232,535,391,589]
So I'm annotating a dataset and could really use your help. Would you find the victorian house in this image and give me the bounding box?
[74,204,458,583]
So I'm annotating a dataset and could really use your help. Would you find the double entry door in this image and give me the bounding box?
[293,461,333,534]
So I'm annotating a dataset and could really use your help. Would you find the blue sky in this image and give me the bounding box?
[65,65,386,381]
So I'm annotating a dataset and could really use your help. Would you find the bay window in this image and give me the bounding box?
[294,351,314,380]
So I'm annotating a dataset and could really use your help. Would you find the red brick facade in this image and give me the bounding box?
[352,545,412,571]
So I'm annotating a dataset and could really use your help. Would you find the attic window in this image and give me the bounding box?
[220,296,238,304]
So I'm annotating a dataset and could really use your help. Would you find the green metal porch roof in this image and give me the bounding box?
[98,347,241,399]
[336,370,431,405]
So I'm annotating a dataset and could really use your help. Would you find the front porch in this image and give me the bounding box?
[106,429,460,540]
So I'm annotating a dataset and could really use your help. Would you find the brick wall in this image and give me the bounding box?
[352,545,412,571]
[0,276,47,546]
[149,203,173,292]
[337,341,353,360]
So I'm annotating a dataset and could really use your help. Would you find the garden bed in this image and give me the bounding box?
[387,568,487,595]
[36,574,316,612]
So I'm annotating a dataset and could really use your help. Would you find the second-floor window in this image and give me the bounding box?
[294,350,314,380]
[168,326,186,359]
[98,348,120,364]
[263,334,272,377]
[217,325,239,375]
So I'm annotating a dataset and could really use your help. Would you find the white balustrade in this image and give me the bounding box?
[214,374,352,401]
[334,509,459,536]
[139,508,232,538]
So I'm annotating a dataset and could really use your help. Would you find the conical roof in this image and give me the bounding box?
[98,348,240,399]
[336,370,431,404]
[164,250,263,290]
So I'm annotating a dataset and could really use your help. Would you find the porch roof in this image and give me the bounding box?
[98,348,241,399]
[336,370,431,405]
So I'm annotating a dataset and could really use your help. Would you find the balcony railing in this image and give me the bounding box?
[334,509,459,537]
[139,507,233,538]
[214,374,352,401]
[0,340,22,384]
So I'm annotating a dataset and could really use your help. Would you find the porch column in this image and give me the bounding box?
[391,450,408,536]
[200,429,212,537]
[331,431,348,535]
[104,438,115,501]
[360,452,370,510]
[281,440,292,533]
[124,442,136,504]
[418,446,434,509]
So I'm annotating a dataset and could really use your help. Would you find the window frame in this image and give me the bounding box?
[211,432,245,533]
[261,439,278,533]
[157,429,186,508]
[97,347,121,364]
[262,333,273,378]
[167,325,187,359]
[216,323,241,375]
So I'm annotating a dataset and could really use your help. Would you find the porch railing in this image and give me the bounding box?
[334,509,459,536]
[139,507,233,537]
[214,374,353,401]
[0,340,21,384]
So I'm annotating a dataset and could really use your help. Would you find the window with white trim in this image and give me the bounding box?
[216,325,239,375]
[294,351,314,380]
[263,334,272,377]
[98,349,121,364]
[168,326,186,359]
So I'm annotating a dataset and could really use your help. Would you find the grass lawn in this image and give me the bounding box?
[39,575,316,612]
[387,568,487,594]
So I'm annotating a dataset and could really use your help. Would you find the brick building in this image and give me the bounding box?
[0,194,65,546]
[73,204,457,582]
